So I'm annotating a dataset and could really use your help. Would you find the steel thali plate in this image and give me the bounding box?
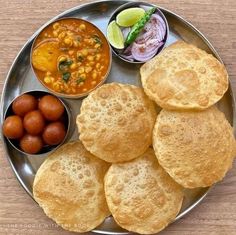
[0,1,235,234]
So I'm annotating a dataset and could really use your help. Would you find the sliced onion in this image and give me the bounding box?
[122,27,131,40]
[123,44,132,55]
[144,14,166,40]
[131,40,163,62]
[136,14,166,44]
[136,30,157,44]
[152,14,166,39]
[121,54,135,61]
[121,45,134,61]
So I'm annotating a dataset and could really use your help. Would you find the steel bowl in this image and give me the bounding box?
[3,90,71,155]
[107,1,169,64]
[30,17,112,99]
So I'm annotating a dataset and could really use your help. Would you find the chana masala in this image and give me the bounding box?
[32,18,111,96]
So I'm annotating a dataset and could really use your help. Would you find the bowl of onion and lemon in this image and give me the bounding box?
[107,2,169,63]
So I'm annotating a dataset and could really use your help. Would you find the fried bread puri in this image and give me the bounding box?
[33,141,110,233]
[141,41,228,110]
[104,148,183,234]
[77,83,157,163]
[153,106,236,188]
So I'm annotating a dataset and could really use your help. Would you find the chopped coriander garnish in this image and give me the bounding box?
[77,77,85,84]
[62,72,71,82]
[93,35,102,45]
[59,59,73,71]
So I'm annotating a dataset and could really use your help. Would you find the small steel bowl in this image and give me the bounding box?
[30,17,112,99]
[107,1,169,64]
[3,90,71,156]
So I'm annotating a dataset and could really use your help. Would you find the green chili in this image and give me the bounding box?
[125,7,156,46]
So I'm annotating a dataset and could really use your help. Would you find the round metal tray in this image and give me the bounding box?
[0,1,235,234]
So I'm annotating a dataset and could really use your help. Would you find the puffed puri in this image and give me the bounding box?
[140,41,228,110]
[33,141,110,233]
[153,106,236,188]
[76,82,157,163]
[104,148,184,234]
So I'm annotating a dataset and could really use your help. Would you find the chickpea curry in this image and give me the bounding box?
[32,18,111,96]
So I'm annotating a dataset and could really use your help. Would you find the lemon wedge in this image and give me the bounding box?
[116,8,145,27]
[107,20,124,49]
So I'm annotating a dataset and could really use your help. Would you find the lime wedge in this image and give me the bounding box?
[116,7,145,27]
[107,20,124,49]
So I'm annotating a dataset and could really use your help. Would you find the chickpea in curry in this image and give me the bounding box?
[32,18,110,96]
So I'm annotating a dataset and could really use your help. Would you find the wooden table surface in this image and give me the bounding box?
[0,0,236,234]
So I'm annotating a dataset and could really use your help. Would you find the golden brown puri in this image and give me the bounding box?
[76,82,157,163]
[153,106,236,188]
[33,141,110,233]
[140,41,228,110]
[104,148,183,234]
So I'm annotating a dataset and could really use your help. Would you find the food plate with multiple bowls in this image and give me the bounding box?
[1,1,235,234]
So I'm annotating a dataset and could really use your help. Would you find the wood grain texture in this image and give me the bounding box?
[0,0,236,234]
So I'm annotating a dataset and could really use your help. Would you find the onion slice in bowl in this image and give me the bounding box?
[122,27,131,40]
[119,11,167,62]
[131,40,164,62]
[121,45,135,61]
